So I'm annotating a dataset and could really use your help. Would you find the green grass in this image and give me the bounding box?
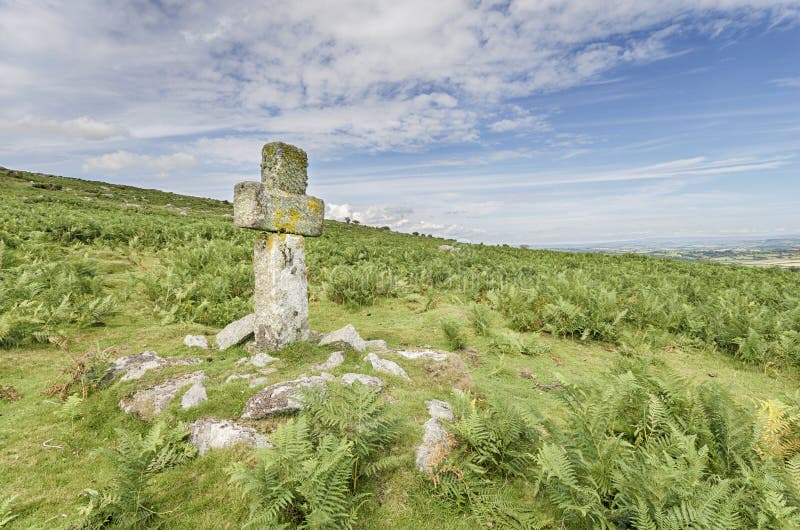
[2,166,800,528]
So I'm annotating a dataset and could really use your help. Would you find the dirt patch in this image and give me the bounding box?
[0,385,21,401]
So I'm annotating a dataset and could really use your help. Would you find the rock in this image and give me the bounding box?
[438,245,460,252]
[320,324,366,351]
[234,183,323,237]
[181,380,208,409]
[119,371,205,420]
[105,351,202,382]
[253,234,309,351]
[248,377,270,388]
[340,373,384,390]
[397,349,448,361]
[250,353,279,367]
[365,339,388,351]
[225,373,256,383]
[241,376,328,419]
[310,351,344,372]
[188,419,272,455]
[235,357,249,366]
[184,335,209,349]
[363,352,410,380]
[416,417,451,472]
[425,399,454,421]
[216,314,255,351]
[260,141,308,195]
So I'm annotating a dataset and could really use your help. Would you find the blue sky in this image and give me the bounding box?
[1,1,798,245]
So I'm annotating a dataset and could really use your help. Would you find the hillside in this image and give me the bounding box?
[2,166,800,529]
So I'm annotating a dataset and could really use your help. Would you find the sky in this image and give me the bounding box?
[1,0,799,246]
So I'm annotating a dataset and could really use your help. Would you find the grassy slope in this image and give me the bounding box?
[1,167,799,528]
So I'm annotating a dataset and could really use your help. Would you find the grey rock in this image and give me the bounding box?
[340,373,384,390]
[181,380,208,409]
[363,352,410,380]
[216,314,255,351]
[119,371,205,420]
[437,245,460,252]
[416,399,455,472]
[184,335,209,349]
[397,349,448,362]
[310,351,344,372]
[365,339,388,351]
[234,183,323,237]
[235,357,249,366]
[250,353,279,367]
[425,399,454,421]
[188,419,272,455]
[260,141,308,194]
[225,373,256,383]
[248,376,270,388]
[320,325,366,351]
[241,376,328,419]
[253,234,309,351]
[105,351,202,382]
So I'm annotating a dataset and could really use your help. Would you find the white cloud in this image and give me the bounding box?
[11,116,128,140]
[771,77,800,88]
[82,151,197,172]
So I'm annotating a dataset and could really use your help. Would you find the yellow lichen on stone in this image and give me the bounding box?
[273,207,304,233]
[307,197,322,215]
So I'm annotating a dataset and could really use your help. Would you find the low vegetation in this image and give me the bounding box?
[2,167,800,528]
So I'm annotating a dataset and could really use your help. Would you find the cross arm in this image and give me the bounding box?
[233,181,324,237]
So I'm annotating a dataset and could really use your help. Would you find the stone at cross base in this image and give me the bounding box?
[233,142,324,351]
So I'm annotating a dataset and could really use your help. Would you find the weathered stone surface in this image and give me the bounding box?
[119,372,205,420]
[241,376,327,419]
[365,339,388,351]
[416,417,451,472]
[216,314,255,351]
[188,419,272,455]
[425,399,454,421]
[261,142,308,194]
[181,380,208,409]
[253,234,309,351]
[319,324,366,351]
[310,351,345,372]
[248,377,270,388]
[363,352,410,380]
[438,245,460,252]
[234,183,323,237]
[105,351,202,382]
[184,335,209,349]
[397,349,448,362]
[340,373,384,390]
[250,353,280,367]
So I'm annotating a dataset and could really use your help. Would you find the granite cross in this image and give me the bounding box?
[233,142,324,351]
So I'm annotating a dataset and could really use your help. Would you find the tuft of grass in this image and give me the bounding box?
[441,319,467,351]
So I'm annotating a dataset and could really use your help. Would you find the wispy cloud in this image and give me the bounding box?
[82,151,196,173]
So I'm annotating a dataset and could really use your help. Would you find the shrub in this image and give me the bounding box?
[441,319,467,351]
[469,303,493,337]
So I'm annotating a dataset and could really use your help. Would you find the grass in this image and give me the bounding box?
[1,166,800,528]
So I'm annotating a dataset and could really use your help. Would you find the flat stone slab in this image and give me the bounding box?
[364,352,410,380]
[119,371,206,420]
[310,351,344,372]
[188,419,272,455]
[234,183,323,237]
[105,351,202,382]
[416,399,454,472]
[250,353,280,367]
[241,376,328,419]
[183,335,209,349]
[365,339,388,351]
[216,314,255,350]
[319,324,366,351]
[340,373,384,390]
[397,349,448,361]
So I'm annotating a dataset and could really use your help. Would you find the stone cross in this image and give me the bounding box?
[233,142,324,351]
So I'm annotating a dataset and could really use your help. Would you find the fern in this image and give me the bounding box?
[0,495,18,528]
[76,421,195,529]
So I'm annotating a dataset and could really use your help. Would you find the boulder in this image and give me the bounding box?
[340,373,384,390]
[241,376,328,419]
[437,245,460,252]
[365,339,388,351]
[105,351,202,382]
[416,399,455,472]
[363,352,410,380]
[319,324,366,351]
[397,349,448,361]
[216,314,255,350]
[310,351,344,372]
[181,380,208,409]
[183,335,209,349]
[249,352,279,367]
[119,371,205,420]
[188,419,272,455]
